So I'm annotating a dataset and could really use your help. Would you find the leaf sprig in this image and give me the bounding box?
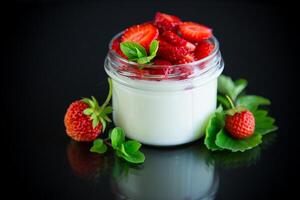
[81,78,113,132]
[120,40,159,65]
[90,127,145,164]
[205,75,278,152]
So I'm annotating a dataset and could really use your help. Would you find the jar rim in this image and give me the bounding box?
[108,32,220,69]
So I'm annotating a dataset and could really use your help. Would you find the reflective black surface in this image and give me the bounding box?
[9,1,294,199]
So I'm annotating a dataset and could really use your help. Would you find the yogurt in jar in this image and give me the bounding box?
[105,35,224,146]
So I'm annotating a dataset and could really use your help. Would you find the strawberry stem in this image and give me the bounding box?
[225,95,235,109]
[100,78,113,110]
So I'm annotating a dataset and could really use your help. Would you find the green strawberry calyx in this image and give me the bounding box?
[81,78,113,132]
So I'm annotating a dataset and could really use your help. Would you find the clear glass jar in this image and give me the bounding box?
[105,33,224,146]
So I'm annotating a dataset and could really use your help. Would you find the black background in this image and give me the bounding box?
[7,0,296,199]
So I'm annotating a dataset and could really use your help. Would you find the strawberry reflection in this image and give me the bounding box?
[67,141,109,180]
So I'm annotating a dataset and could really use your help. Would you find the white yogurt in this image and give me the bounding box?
[112,78,217,146]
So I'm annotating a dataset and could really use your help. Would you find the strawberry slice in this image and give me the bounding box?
[153,12,181,32]
[154,59,172,65]
[112,38,127,59]
[162,31,196,51]
[121,23,159,49]
[157,40,189,63]
[194,40,215,60]
[175,54,194,64]
[178,22,212,42]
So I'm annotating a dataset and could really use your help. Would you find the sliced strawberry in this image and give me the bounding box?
[154,59,172,65]
[194,40,215,60]
[153,12,181,32]
[161,31,196,51]
[157,40,189,63]
[178,22,212,42]
[121,23,159,49]
[175,53,194,64]
[112,38,127,59]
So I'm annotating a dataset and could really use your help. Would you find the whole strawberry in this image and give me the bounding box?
[64,79,112,142]
[225,110,255,139]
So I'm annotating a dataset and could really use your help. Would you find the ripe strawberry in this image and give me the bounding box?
[225,110,255,139]
[178,22,212,43]
[161,31,196,51]
[64,101,102,142]
[64,81,112,141]
[194,40,215,60]
[157,40,189,63]
[112,38,127,59]
[121,23,159,49]
[153,12,181,32]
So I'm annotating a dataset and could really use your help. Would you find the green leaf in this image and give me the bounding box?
[253,110,278,135]
[149,40,159,56]
[81,98,94,108]
[111,127,125,149]
[237,95,271,111]
[234,79,248,97]
[215,129,262,152]
[218,75,247,100]
[120,41,147,59]
[83,108,93,115]
[204,112,224,151]
[124,140,142,154]
[117,147,145,164]
[217,95,231,109]
[90,139,107,154]
[137,55,156,64]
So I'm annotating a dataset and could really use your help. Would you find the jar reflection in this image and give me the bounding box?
[111,144,219,200]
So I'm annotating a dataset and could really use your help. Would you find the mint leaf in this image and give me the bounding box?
[253,109,278,135]
[205,112,224,151]
[218,75,247,101]
[237,95,271,111]
[111,127,125,149]
[124,140,142,154]
[217,95,231,109]
[120,41,147,59]
[90,139,107,154]
[123,151,145,164]
[215,129,262,152]
[149,40,159,56]
[137,55,155,64]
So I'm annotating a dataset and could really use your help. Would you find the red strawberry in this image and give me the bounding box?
[121,23,159,49]
[194,40,215,60]
[178,22,212,42]
[175,53,194,64]
[157,40,189,63]
[64,100,102,142]
[112,38,127,59]
[162,31,196,51]
[225,110,255,139]
[154,59,172,65]
[153,12,181,32]
[67,141,102,179]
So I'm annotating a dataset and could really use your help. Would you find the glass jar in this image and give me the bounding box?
[105,33,224,146]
